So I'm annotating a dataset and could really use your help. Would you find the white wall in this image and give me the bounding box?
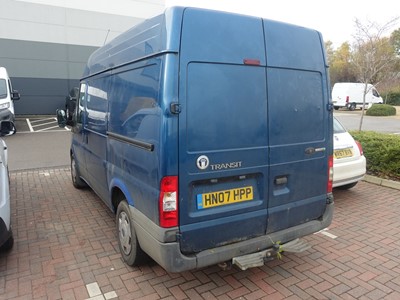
[0,0,165,47]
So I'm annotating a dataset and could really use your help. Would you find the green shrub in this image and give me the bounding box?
[349,131,400,180]
[366,104,396,116]
[383,91,400,106]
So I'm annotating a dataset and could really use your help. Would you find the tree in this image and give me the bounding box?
[329,42,357,85]
[351,17,399,131]
[390,28,400,55]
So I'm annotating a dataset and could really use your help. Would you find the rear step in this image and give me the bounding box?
[232,238,311,270]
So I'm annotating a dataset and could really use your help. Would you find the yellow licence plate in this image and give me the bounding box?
[197,186,253,209]
[334,148,353,159]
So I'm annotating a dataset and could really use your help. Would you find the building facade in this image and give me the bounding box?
[0,0,165,114]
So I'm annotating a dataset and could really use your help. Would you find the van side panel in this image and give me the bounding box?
[264,20,331,232]
[178,8,269,254]
[107,59,163,220]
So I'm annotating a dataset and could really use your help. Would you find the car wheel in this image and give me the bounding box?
[71,155,87,189]
[337,182,358,190]
[116,200,147,266]
[348,103,356,111]
[0,231,14,251]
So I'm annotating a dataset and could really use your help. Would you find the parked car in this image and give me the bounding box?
[333,117,366,189]
[0,67,20,122]
[0,121,16,251]
[332,82,383,111]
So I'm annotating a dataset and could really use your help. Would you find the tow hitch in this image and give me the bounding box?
[231,238,311,271]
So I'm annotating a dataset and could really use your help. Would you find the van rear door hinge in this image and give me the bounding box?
[170,103,181,114]
[327,103,334,111]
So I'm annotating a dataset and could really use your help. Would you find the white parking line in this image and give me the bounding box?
[25,117,70,132]
[314,228,338,239]
[85,282,117,300]
[26,118,34,132]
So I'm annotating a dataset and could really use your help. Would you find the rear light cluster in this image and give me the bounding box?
[327,155,333,193]
[355,141,363,155]
[159,176,178,228]
[346,96,349,103]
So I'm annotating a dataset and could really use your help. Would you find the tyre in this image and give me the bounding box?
[71,155,87,189]
[348,103,356,111]
[116,200,147,266]
[336,182,358,190]
[0,231,14,252]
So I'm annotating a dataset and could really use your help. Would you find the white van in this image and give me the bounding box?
[0,67,20,122]
[332,82,383,110]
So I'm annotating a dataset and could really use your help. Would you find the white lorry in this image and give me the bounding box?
[332,82,383,111]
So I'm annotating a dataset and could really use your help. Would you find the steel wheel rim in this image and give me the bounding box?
[118,211,132,255]
[71,158,77,183]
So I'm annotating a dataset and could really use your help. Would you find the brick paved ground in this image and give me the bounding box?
[1,167,400,300]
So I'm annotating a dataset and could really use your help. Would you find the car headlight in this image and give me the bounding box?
[0,102,10,110]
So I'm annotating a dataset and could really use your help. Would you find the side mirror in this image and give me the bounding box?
[11,90,20,101]
[0,121,16,136]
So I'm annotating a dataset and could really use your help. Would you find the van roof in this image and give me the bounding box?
[83,6,324,79]
[82,6,185,78]
[0,67,9,78]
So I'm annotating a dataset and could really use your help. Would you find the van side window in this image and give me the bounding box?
[0,79,7,99]
[86,78,108,134]
[77,83,87,124]
[372,88,380,97]
[109,64,160,138]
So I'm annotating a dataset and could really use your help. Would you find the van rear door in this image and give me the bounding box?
[177,9,269,254]
[263,20,331,233]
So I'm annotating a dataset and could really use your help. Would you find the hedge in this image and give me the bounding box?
[366,104,396,116]
[382,91,400,106]
[349,131,400,180]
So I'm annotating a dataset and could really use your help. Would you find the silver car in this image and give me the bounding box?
[0,121,15,251]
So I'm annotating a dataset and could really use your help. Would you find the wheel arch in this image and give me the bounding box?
[110,179,134,213]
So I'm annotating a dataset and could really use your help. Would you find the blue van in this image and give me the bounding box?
[57,7,334,272]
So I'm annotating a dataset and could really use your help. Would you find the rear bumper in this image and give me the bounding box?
[333,156,366,188]
[132,201,334,273]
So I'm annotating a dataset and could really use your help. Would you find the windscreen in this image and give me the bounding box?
[0,79,7,99]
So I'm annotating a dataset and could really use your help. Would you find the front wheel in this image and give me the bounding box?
[0,231,14,252]
[116,201,147,266]
[71,155,87,189]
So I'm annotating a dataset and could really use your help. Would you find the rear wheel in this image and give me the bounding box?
[348,103,356,111]
[71,155,87,189]
[116,201,147,266]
